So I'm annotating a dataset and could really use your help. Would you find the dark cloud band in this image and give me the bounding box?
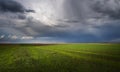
[0,0,34,13]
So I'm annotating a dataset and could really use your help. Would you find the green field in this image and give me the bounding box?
[0,43,120,72]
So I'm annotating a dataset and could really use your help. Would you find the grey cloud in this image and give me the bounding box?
[17,14,26,19]
[0,0,34,13]
[19,0,120,37]
[0,27,26,36]
[91,0,120,19]
[58,19,80,23]
[0,0,120,43]
[110,38,120,42]
[26,9,35,13]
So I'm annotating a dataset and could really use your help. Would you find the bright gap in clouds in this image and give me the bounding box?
[27,0,60,26]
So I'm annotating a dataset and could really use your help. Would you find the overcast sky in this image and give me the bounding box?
[0,0,120,43]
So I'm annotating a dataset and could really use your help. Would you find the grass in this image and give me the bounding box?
[0,43,120,72]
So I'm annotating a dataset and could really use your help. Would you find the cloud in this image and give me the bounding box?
[110,38,120,42]
[0,0,120,43]
[0,0,34,13]
[0,27,26,36]
[91,0,120,19]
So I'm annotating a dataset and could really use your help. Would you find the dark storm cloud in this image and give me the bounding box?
[0,0,34,13]
[98,22,120,41]
[92,0,120,19]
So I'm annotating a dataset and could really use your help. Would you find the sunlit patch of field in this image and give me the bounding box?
[0,43,120,72]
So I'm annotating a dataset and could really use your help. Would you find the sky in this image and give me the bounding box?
[0,0,120,43]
